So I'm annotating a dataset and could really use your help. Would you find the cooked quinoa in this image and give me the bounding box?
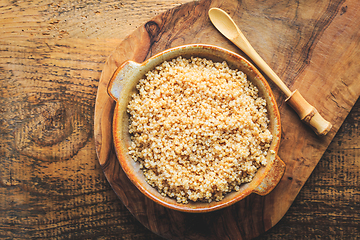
[127,56,272,204]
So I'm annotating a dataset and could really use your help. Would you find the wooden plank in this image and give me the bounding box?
[0,0,359,239]
[94,0,360,239]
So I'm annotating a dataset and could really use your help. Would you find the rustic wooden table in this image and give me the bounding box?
[1,0,359,239]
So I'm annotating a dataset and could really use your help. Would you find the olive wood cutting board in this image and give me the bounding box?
[94,0,360,239]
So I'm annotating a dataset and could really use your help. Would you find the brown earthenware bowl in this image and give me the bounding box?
[107,44,285,213]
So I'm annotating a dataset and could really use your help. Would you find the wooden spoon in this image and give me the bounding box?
[209,7,332,136]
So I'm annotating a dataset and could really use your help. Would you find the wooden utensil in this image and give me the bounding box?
[209,7,332,136]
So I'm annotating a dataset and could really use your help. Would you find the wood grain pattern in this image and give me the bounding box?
[95,0,360,239]
[1,0,359,239]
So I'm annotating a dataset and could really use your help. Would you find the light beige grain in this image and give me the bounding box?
[127,56,272,203]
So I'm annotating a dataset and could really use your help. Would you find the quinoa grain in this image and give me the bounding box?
[127,56,272,204]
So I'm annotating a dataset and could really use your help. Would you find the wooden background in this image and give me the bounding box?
[0,0,359,239]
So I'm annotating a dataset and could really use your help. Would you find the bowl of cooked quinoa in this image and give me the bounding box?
[107,44,285,213]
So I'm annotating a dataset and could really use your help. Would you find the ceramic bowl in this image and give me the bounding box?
[107,44,285,213]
